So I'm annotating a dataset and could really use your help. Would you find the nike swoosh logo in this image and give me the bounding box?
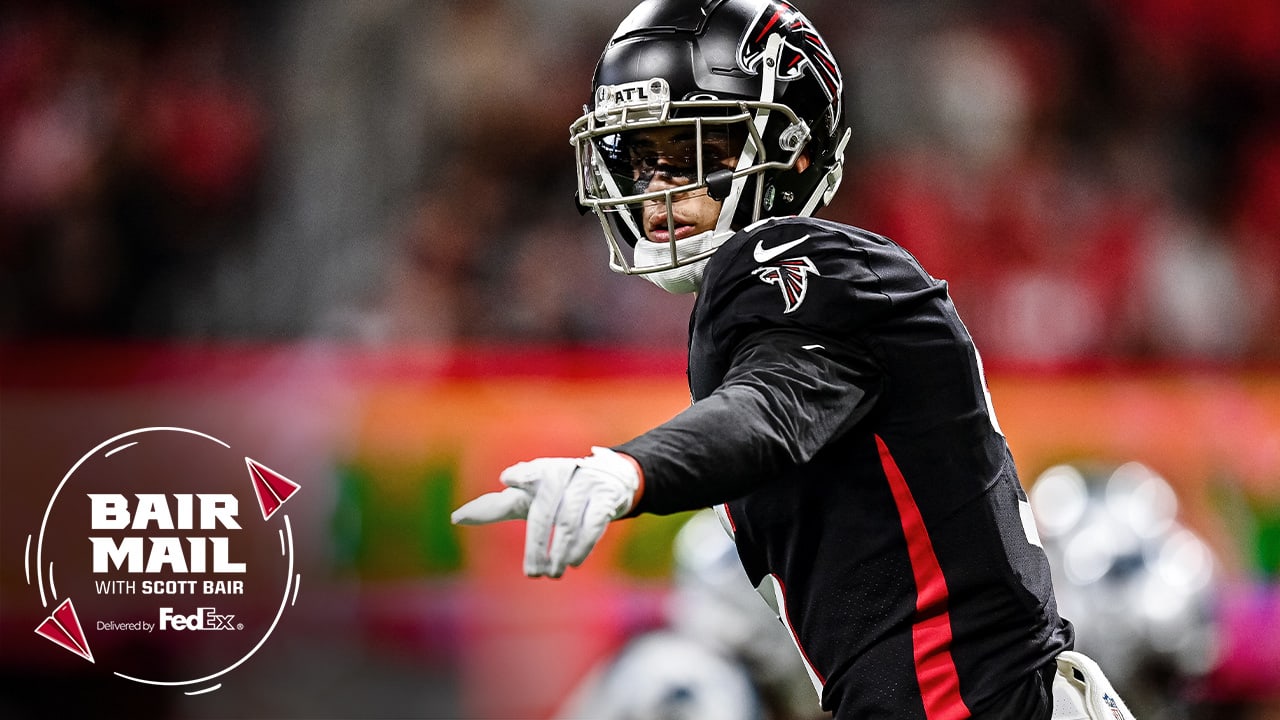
[753,235,810,263]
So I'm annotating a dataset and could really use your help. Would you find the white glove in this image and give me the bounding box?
[451,447,641,578]
[1052,650,1136,720]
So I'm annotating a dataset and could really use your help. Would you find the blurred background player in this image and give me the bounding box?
[556,510,826,720]
[1030,462,1220,720]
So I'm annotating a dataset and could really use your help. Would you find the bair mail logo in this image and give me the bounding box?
[25,426,302,695]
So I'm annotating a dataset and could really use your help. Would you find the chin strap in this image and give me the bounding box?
[633,229,734,294]
[717,32,785,235]
[799,127,852,218]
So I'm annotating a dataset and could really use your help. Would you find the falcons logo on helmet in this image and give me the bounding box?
[752,257,819,314]
[736,1,842,128]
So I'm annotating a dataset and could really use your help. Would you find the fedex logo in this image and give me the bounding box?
[159,607,238,631]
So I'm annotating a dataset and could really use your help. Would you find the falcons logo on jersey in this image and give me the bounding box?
[753,257,819,314]
[737,1,843,129]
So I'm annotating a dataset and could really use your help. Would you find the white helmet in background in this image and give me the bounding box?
[668,509,823,718]
[556,509,823,720]
[1029,461,1219,716]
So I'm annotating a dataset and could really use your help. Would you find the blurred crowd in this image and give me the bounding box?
[1,0,1277,362]
[0,1,269,337]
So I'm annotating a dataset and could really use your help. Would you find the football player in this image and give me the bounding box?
[453,1,1135,718]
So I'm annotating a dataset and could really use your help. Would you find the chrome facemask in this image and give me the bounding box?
[570,35,812,292]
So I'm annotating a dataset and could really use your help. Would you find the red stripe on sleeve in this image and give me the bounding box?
[876,435,971,720]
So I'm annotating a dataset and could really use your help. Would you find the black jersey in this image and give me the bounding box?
[616,217,1074,719]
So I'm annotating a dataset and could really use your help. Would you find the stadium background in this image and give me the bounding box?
[1,0,1278,718]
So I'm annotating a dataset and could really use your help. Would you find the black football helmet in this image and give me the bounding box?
[570,0,850,284]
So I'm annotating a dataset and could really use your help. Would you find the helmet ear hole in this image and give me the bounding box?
[764,163,816,216]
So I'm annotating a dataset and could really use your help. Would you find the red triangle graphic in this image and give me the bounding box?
[252,469,283,519]
[246,458,300,520]
[36,618,81,656]
[35,598,93,663]
[251,459,301,502]
[52,598,90,656]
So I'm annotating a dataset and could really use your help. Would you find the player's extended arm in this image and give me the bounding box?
[451,330,875,578]
[451,447,643,578]
[621,328,881,515]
